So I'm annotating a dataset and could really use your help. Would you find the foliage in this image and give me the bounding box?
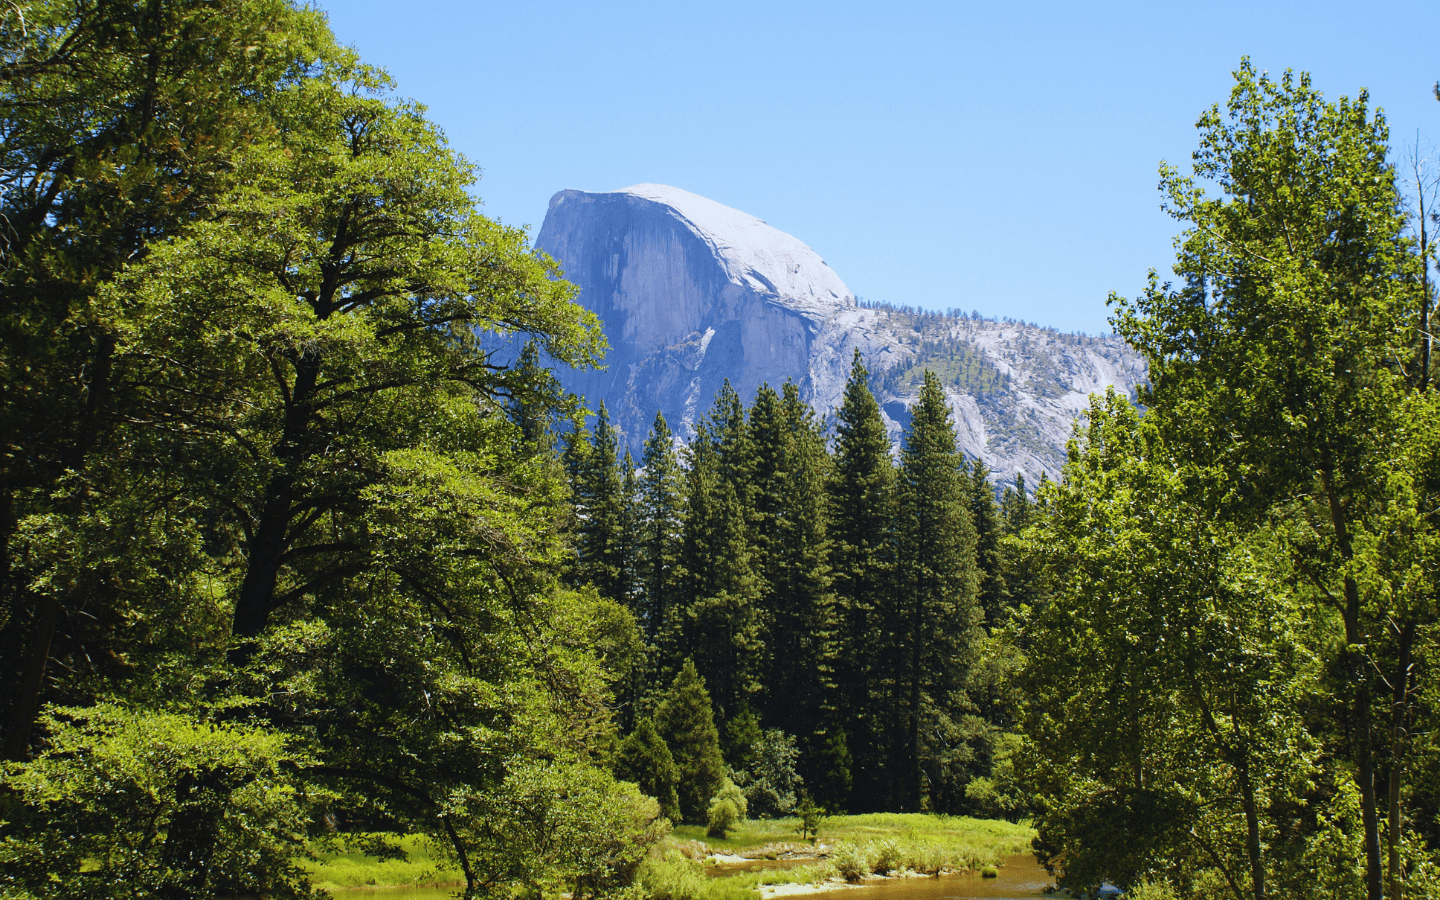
[714,778,748,820]
[794,794,827,841]
[732,728,803,818]
[656,660,727,824]
[637,853,758,900]
[0,4,671,900]
[832,842,871,881]
[1021,59,1440,900]
[617,717,683,824]
[0,705,318,900]
[706,799,740,839]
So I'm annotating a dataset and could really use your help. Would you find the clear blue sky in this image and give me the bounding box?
[321,1,1440,335]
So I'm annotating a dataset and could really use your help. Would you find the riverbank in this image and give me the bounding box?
[304,813,1036,895]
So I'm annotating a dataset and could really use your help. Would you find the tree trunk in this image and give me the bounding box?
[1387,622,1415,900]
[1,593,58,761]
[1324,470,1384,900]
[1237,754,1265,900]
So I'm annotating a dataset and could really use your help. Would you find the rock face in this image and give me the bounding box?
[535,184,1147,485]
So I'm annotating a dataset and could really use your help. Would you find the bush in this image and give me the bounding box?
[638,853,759,900]
[832,842,871,882]
[707,798,740,838]
[872,838,903,874]
[714,777,748,820]
[735,729,803,818]
[639,853,707,900]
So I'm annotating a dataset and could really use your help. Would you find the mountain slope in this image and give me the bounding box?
[535,184,1145,484]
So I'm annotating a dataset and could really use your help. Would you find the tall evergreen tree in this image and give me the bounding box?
[615,717,682,824]
[638,413,684,659]
[893,371,982,812]
[828,350,897,811]
[572,402,629,604]
[678,391,763,719]
[965,458,1008,626]
[764,384,840,797]
[654,659,726,823]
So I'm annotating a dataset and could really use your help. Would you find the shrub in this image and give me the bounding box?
[872,839,903,874]
[832,842,871,882]
[709,777,747,822]
[707,799,740,838]
[1128,881,1177,900]
[639,853,706,900]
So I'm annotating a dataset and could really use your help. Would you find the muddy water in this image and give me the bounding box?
[843,855,1052,900]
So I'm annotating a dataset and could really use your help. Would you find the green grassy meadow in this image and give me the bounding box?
[305,815,1034,894]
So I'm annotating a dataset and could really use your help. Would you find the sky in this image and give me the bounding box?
[320,1,1440,335]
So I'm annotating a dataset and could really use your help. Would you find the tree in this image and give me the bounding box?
[828,350,897,812]
[965,457,1008,627]
[615,717,682,824]
[677,389,763,719]
[893,371,982,812]
[572,403,632,605]
[0,8,654,897]
[1020,392,1326,900]
[0,0,338,764]
[638,413,684,652]
[1110,60,1435,900]
[654,659,726,824]
[750,382,837,791]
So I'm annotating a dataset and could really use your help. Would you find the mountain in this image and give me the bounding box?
[534,184,1146,484]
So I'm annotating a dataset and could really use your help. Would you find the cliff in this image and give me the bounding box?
[535,184,1146,484]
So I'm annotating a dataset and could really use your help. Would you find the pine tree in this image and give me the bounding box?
[655,659,726,823]
[678,392,763,720]
[828,350,897,811]
[615,717,681,824]
[638,413,684,650]
[572,402,629,604]
[893,371,982,812]
[766,384,840,799]
[965,457,1008,627]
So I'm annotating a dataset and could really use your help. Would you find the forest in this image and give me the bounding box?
[0,2,1438,900]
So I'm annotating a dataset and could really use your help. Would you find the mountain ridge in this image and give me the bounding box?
[535,185,1146,484]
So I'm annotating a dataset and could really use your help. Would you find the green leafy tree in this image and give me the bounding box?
[572,403,631,605]
[0,0,338,764]
[1020,392,1326,900]
[678,391,763,718]
[1110,61,1436,900]
[750,382,838,787]
[0,9,659,898]
[654,659,726,823]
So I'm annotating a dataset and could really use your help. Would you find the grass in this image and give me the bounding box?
[299,833,462,892]
[302,814,1035,894]
[673,812,1034,860]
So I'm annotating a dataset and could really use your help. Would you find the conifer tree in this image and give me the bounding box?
[654,659,726,823]
[572,403,629,604]
[615,717,681,824]
[767,384,840,796]
[965,458,1008,626]
[678,395,763,719]
[893,371,982,811]
[619,450,640,611]
[828,350,897,811]
[638,413,684,649]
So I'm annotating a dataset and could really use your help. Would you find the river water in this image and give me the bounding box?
[327,853,1053,900]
